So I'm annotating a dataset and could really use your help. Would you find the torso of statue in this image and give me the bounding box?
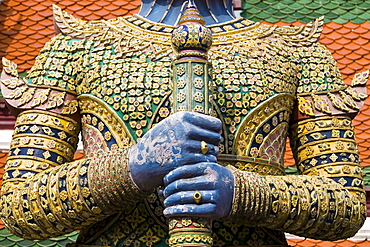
[71,15,297,246]
[0,6,365,246]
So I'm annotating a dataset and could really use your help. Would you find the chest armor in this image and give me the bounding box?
[65,16,302,246]
[76,15,299,167]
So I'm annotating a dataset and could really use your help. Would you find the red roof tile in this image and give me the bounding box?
[0,0,141,72]
[336,27,351,35]
[287,239,370,247]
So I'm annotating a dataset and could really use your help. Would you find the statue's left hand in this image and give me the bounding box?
[162,162,234,219]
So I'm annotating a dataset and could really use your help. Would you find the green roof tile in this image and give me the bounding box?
[358,12,370,21]
[265,16,281,23]
[255,2,271,9]
[357,2,370,9]
[16,239,39,246]
[255,11,275,19]
[263,0,278,4]
[333,16,352,24]
[340,3,355,10]
[332,8,348,15]
[323,12,340,19]
[0,238,16,247]
[340,12,358,20]
[363,166,370,187]
[248,0,263,5]
[315,9,331,16]
[281,0,296,4]
[241,0,370,23]
[319,0,333,5]
[0,230,13,238]
[7,234,24,242]
[322,2,341,10]
[347,0,360,3]
[283,16,299,23]
[0,228,78,247]
[288,2,304,10]
[284,166,298,176]
[245,6,264,14]
[305,2,323,10]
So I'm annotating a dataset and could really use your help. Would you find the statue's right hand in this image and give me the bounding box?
[128,111,222,192]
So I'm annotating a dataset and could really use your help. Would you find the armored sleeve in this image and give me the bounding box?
[0,34,145,240]
[228,42,367,240]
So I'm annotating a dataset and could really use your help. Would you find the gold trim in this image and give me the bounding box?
[15,110,80,136]
[169,228,212,234]
[78,94,135,145]
[10,135,75,159]
[7,156,65,167]
[12,133,77,149]
[233,93,295,157]
[296,138,357,152]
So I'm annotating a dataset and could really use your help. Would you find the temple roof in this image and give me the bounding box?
[0,228,78,246]
[0,0,141,72]
[287,239,370,246]
[242,0,370,24]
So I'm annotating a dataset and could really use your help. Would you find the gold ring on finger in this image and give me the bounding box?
[201,141,208,155]
[193,191,202,204]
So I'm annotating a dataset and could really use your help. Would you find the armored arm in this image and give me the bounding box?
[229,117,365,240]
[0,34,145,240]
[227,43,367,240]
[1,110,143,240]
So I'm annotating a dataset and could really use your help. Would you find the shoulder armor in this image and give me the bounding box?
[273,16,324,47]
[1,58,78,117]
[53,4,117,39]
[52,5,173,61]
[296,70,369,119]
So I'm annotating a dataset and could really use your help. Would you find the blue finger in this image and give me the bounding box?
[187,126,221,145]
[181,112,222,133]
[163,163,217,185]
[163,204,218,218]
[163,177,217,197]
[179,154,217,166]
[164,190,217,207]
[164,164,205,186]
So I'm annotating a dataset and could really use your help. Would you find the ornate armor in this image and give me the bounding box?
[0,4,368,246]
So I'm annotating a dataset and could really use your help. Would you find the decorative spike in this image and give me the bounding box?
[2,57,19,77]
[171,1,212,59]
[178,0,206,26]
[351,70,369,86]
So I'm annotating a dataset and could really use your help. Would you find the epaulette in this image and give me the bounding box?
[53,6,174,61]
[0,58,78,117]
[274,16,324,47]
[297,70,368,119]
[53,4,116,39]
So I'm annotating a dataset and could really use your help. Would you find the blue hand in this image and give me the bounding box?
[162,162,234,219]
[129,111,222,192]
